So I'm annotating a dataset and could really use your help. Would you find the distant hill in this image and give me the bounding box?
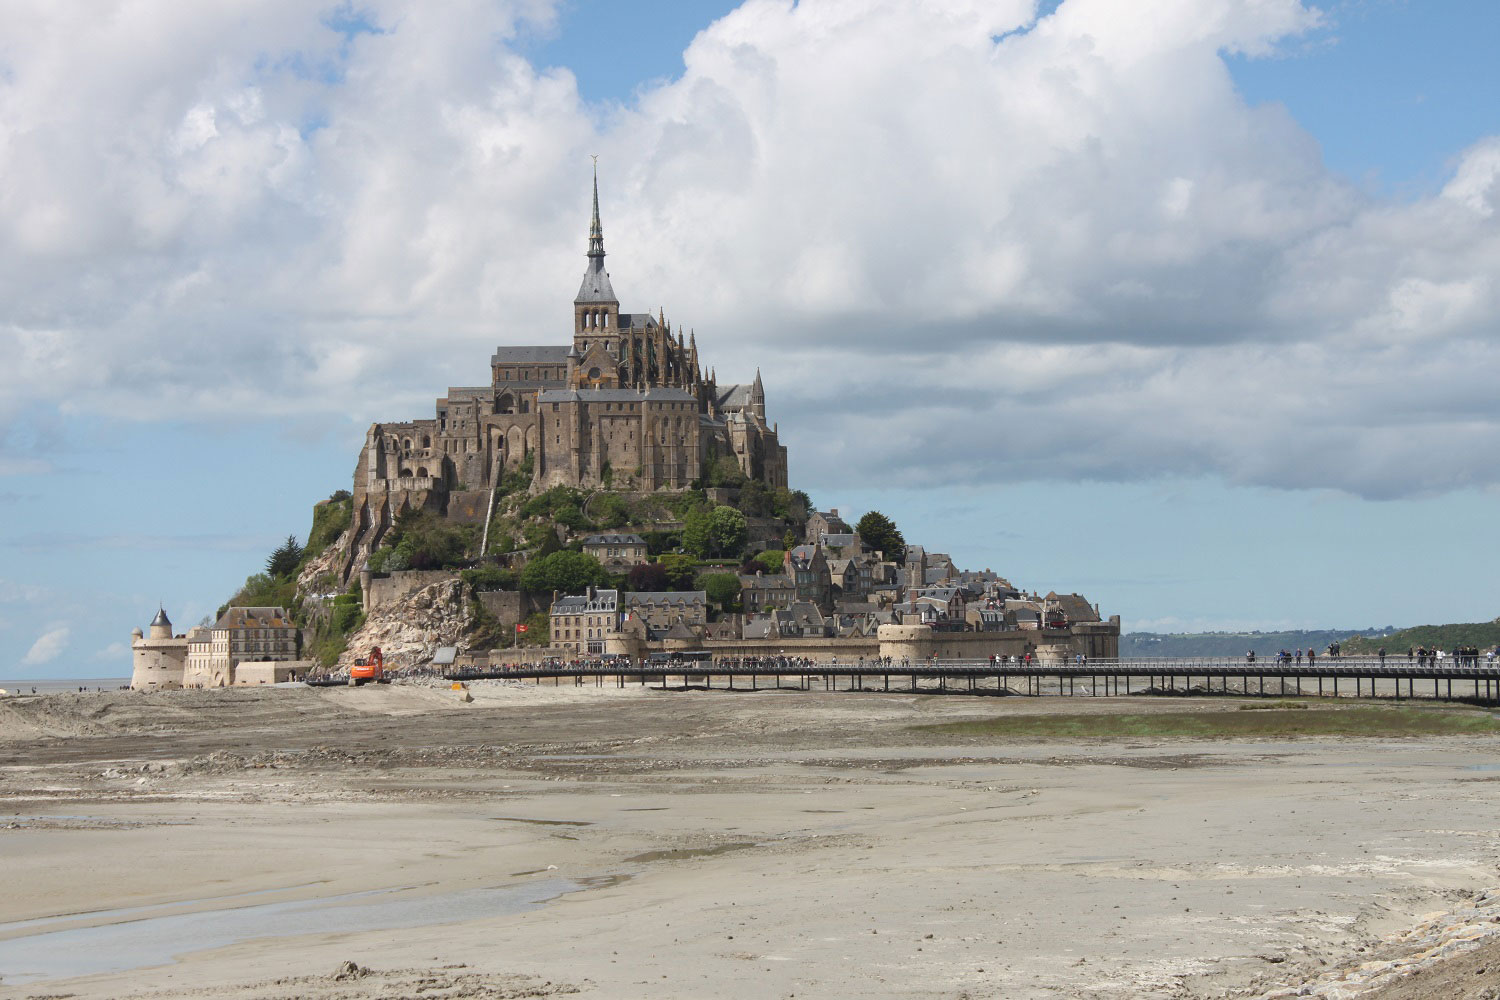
[1340,621,1500,654]
[1122,629,1393,659]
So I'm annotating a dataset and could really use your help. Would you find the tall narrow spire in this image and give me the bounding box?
[588,158,605,259]
[575,159,617,305]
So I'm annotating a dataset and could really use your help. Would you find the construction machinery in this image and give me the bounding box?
[349,646,386,685]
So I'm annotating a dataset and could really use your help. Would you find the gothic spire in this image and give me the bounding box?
[588,158,605,259]
[575,160,617,304]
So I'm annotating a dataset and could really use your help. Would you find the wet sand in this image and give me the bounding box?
[2,682,1500,998]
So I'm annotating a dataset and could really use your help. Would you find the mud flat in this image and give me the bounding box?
[3,682,1500,999]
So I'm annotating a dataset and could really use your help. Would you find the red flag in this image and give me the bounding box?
[515,624,529,633]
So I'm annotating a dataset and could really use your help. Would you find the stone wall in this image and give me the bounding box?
[234,660,315,685]
[364,570,456,613]
[476,590,545,629]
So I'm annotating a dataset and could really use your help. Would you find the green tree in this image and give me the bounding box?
[656,553,699,590]
[682,506,713,558]
[753,549,785,575]
[519,550,610,594]
[855,510,905,561]
[695,571,741,612]
[266,534,304,579]
[708,506,748,559]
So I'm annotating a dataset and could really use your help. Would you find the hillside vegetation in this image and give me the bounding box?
[1340,621,1500,654]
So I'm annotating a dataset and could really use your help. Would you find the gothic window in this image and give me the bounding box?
[421,435,431,448]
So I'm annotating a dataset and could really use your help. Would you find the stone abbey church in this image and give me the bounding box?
[346,173,788,576]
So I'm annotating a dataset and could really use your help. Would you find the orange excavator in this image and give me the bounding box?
[349,646,386,685]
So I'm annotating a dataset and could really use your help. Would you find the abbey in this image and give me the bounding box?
[345,172,787,579]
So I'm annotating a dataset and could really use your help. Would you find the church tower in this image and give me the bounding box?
[573,164,620,353]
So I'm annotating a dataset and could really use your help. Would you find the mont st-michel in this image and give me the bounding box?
[128,175,1119,691]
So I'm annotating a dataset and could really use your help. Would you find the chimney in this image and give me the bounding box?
[829,508,838,517]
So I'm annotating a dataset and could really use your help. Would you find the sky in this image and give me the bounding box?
[2,0,1498,678]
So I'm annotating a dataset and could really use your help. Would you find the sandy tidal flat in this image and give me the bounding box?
[3,682,1500,999]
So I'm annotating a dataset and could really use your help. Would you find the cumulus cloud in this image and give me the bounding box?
[0,0,1496,498]
[21,625,69,666]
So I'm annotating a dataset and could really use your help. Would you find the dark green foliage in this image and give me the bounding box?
[222,572,298,618]
[656,553,698,590]
[1341,622,1500,654]
[552,501,589,530]
[682,504,747,559]
[375,508,477,571]
[304,498,352,562]
[695,571,741,612]
[517,611,551,646]
[522,521,563,556]
[266,535,304,579]
[627,562,669,592]
[461,565,518,593]
[665,490,707,518]
[752,549,785,575]
[855,511,904,561]
[519,550,610,594]
[593,492,630,529]
[704,455,747,489]
[642,530,681,556]
[522,486,587,520]
[682,507,712,557]
[709,506,747,558]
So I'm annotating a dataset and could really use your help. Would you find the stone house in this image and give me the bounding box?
[622,591,708,636]
[550,587,621,655]
[581,532,646,572]
[784,545,832,609]
[738,572,795,613]
[804,509,851,545]
[183,606,299,688]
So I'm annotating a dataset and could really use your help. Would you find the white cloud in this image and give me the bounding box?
[0,0,1496,499]
[94,641,129,662]
[21,625,69,665]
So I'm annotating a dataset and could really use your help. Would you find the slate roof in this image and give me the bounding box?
[715,384,752,410]
[819,533,859,550]
[622,591,707,607]
[575,258,618,303]
[490,346,572,365]
[582,533,645,546]
[150,607,171,629]
[536,387,696,404]
[551,589,620,614]
[215,607,293,629]
[1046,592,1100,623]
[616,312,658,330]
[739,573,794,590]
[663,621,699,640]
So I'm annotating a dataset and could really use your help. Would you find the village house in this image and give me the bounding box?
[581,532,647,572]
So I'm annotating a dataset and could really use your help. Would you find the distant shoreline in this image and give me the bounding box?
[0,677,130,694]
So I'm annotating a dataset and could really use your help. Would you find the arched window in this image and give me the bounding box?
[402,438,412,451]
[417,467,428,478]
[421,435,431,448]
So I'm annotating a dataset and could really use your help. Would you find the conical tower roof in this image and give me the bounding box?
[150,606,172,629]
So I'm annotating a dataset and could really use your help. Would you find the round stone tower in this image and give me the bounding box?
[131,607,188,691]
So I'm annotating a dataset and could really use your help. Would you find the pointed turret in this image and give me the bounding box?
[751,367,766,420]
[149,606,173,640]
